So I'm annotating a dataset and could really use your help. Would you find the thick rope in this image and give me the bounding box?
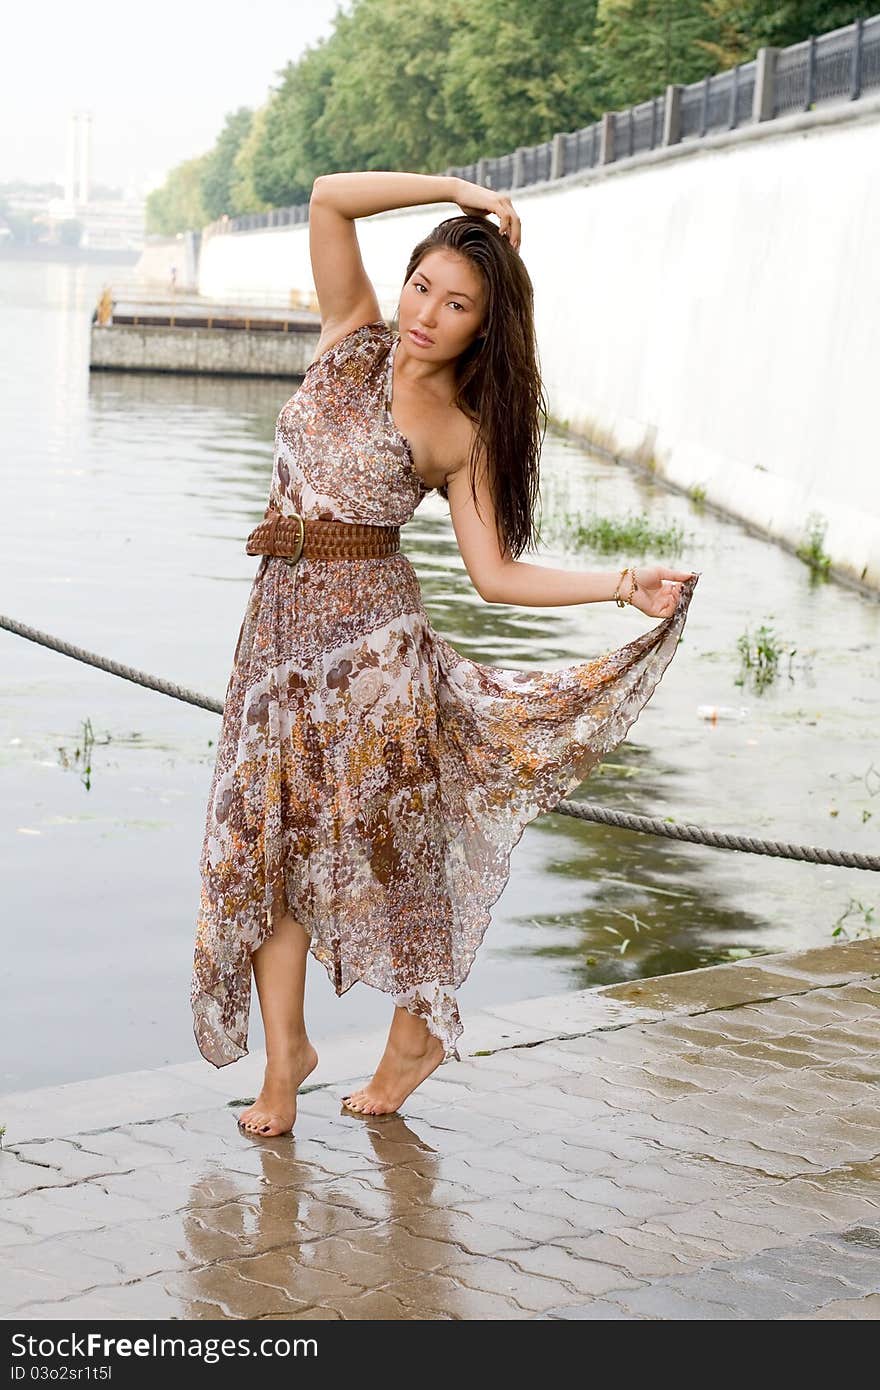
[553,799,878,871]
[1,614,224,716]
[3,611,878,871]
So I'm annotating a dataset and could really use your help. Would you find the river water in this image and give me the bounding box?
[1,256,877,1091]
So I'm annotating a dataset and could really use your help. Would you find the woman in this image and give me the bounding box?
[191,170,699,1136]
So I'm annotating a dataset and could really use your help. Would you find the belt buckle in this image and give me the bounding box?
[281,512,305,567]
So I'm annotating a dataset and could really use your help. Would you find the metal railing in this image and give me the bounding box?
[204,13,880,238]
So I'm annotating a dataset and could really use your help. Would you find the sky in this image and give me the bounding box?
[2,0,345,195]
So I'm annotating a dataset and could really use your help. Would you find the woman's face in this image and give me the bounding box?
[400,249,485,361]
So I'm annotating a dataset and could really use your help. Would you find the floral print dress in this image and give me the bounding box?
[191,319,699,1067]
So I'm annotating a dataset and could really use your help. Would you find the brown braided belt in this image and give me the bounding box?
[245,506,401,566]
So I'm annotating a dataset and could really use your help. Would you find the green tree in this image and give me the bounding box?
[200,107,253,219]
[308,0,463,174]
[250,0,603,196]
[251,36,345,207]
[706,2,867,60]
[442,0,601,156]
[145,155,208,235]
[144,0,868,231]
[590,0,726,109]
[229,105,273,214]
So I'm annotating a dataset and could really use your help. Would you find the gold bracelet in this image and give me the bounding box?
[612,566,640,607]
[612,567,630,607]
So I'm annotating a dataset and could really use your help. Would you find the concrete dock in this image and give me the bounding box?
[1,940,878,1320]
[89,297,322,378]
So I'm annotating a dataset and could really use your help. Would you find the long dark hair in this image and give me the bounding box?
[395,215,548,561]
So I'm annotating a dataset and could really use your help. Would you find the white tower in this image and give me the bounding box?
[77,111,92,205]
[64,110,93,211]
[65,113,78,210]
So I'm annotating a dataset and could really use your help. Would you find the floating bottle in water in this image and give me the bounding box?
[697,704,750,722]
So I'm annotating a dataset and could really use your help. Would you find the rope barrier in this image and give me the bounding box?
[553,799,878,871]
[3,611,878,872]
[1,614,224,716]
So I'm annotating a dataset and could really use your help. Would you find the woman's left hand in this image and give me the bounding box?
[628,565,696,619]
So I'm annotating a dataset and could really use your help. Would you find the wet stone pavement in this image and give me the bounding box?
[1,940,878,1321]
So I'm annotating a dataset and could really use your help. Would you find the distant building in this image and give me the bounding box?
[41,110,146,251]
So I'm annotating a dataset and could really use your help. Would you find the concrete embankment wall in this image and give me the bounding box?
[198,99,880,590]
[134,231,200,291]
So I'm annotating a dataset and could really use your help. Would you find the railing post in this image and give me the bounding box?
[512,146,525,187]
[599,112,615,164]
[753,46,778,122]
[663,85,683,145]
[550,131,566,181]
[851,17,864,100]
[650,95,659,148]
[475,157,489,186]
[805,35,817,109]
[729,64,740,128]
[699,75,711,136]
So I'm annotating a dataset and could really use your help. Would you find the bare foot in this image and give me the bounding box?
[342,1013,445,1115]
[237,1039,319,1136]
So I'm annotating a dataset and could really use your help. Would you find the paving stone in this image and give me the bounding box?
[418,1153,528,1196]
[785,1292,880,1320]
[161,1263,312,1318]
[0,1243,125,1302]
[682,1267,813,1318]
[403,1249,565,1312]
[619,1158,739,1205]
[557,1230,690,1279]
[400,1110,527,1150]
[808,1024,873,1054]
[18,1274,217,1321]
[4,941,878,1320]
[735,1259,872,1310]
[225,1251,364,1309]
[462,1147,575,1188]
[0,1263,79,1316]
[348,1222,468,1274]
[387,1271,526,1319]
[257,1304,342,1319]
[6,1183,157,1239]
[791,1244,880,1296]
[705,1046,800,1081]
[638,1213,767,1260]
[537,1297,635,1319]
[504,1242,643,1296]
[49,1222,195,1283]
[398,1205,533,1254]
[320,1286,444,1319]
[458,1049,574,1085]
[299,1233,416,1285]
[558,1175,687,1222]
[613,1282,745,1319]
[49,1127,188,1170]
[3,1140,127,1186]
[766,1182,880,1227]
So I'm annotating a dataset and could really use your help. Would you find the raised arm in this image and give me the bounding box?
[308,173,461,350]
[308,172,521,353]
